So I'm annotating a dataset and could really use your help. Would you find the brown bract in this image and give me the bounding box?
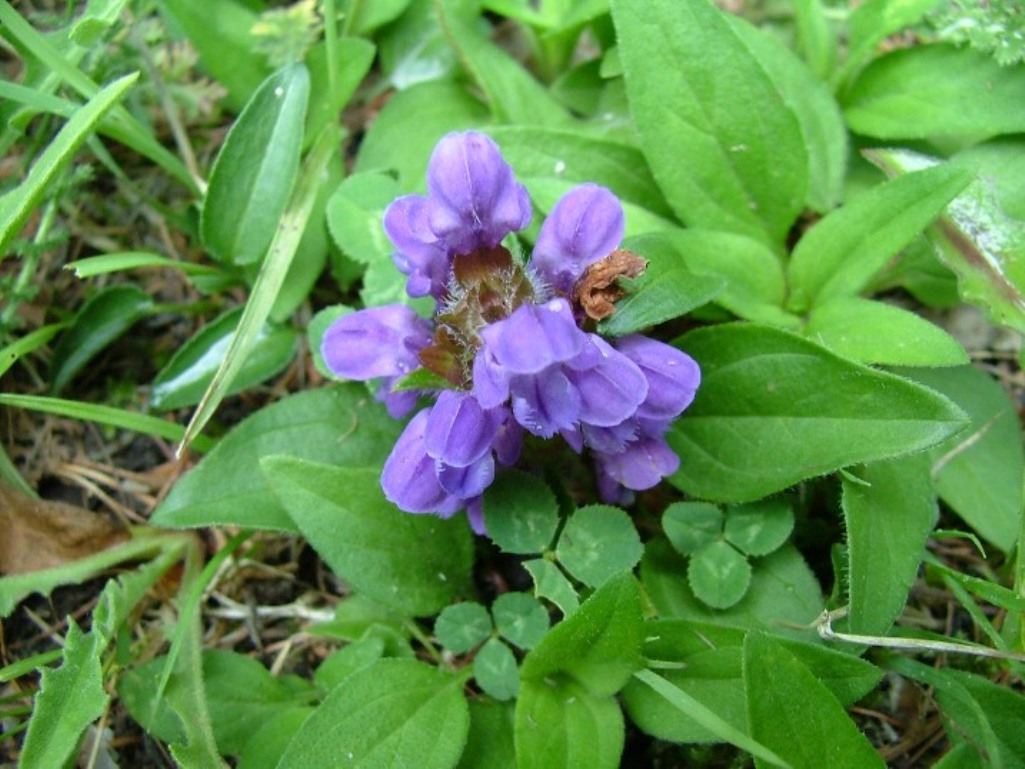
[0,481,128,575]
[573,249,648,321]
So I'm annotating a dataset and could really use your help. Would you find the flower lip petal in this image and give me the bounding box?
[569,335,647,427]
[615,335,701,420]
[425,131,532,255]
[382,410,463,515]
[322,304,432,381]
[423,390,501,467]
[597,435,680,490]
[480,298,584,374]
[531,183,624,294]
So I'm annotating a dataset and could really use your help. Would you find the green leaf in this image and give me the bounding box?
[313,636,386,691]
[277,659,470,769]
[612,0,807,244]
[623,620,881,747]
[688,541,752,610]
[523,558,580,616]
[641,540,823,637]
[0,72,137,260]
[201,63,310,266]
[474,638,520,701]
[786,162,972,313]
[304,37,375,150]
[728,15,846,212]
[668,324,969,502]
[181,125,337,451]
[150,308,297,410]
[663,501,723,555]
[515,677,624,769]
[900,366,1024,552]
[436,602,493,654]
[521,573,643,697]
[620,230,793,327]
[263,458,473,617]
[345,0,413,35]
[744,631,885,769]
[49,285,154,394]
[595,246,724,337]
[437,0,569,127]
[838,0,942,85]
[151,385,403,531]
[492,592,549,650]
[555,505,643,588]
[484,471,560,554]
[842,454,938,635]
[844,44,1025,139]
[458,699,516,769]
[65,251,224,279]
[724,499,794,557]
[158,0,270,110]
[486,126,674,219]
[805,297,969,367]
[355,80,490,189]
[237,707,314,769]
[870,148,1025,334]
[21,546,185,766]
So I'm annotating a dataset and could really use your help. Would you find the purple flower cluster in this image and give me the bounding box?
[322,131,700,533]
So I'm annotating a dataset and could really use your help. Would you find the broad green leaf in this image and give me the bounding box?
[596,246,724,337]
[458,699,516,769]
[844,44,1025,139]
[620,230,793,327]
[492,592,549,650]
[663,502,723,555]
[791,0,836,80]
[786,163,972,313]
[313,636,386,691]
[474,638,519,700]
[276,659,469,769]
[0,72,137,259]
[724,499,794,557]
[612,0,807,244]
[487,126,674,219]
[805,297,969,366]
[870,148,1025,334]
[435,602,493,654]
[150,308,297,410]
[484,471,560,554]
[622,619,881,746]
[157,0,270,110]
[237,707,314,769]
[521,573,643,697]
[842,454,938,635]
[262,458,473,617]
[49,284,154,394]
[151,385,402,531]
[688,541,752,610]
[729,15,847,212]
[744,632,884,768]
[555,505,643,588]
[201,64,310,266]
[668,324,969,502]
[523,558,580,616]
[641,540,823,638]
[515,677,624,769]
[900,366,1024,552]
[437,0,568,127]
[355,79,490,189]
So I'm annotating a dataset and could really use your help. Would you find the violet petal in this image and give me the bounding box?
[321,305,431,381]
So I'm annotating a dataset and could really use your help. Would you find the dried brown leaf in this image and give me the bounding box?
[0,480,128,575]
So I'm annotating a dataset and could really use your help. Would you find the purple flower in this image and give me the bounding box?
[532,183,624,295]
[320,130,702,531]
[384,132,532,300]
